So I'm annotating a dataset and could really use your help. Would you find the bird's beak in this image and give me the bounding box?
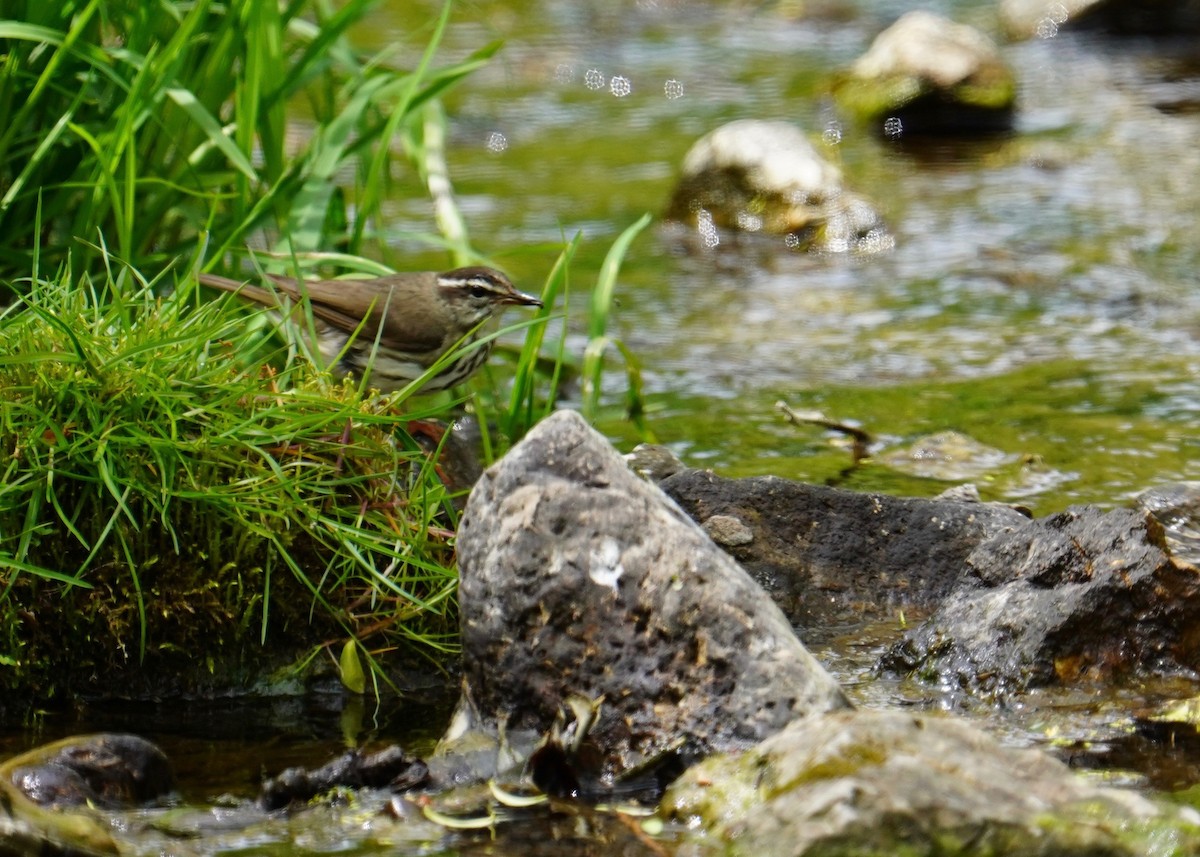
[506,290,544,308]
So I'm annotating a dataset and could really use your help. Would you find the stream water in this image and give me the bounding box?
[5,2,1200,853]
[362,0,1200,511]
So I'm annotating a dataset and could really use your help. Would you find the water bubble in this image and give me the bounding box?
[554,64,575,84]
[1036,4,1067,37]
[822,122,843,146]
[784,233,801,249]
[858,228,896,255]
[584,68,606,91]
[735,210,762,232]
[883,116,904,139]
[485,132,508,153]
[697,209,720,248]
[610,75,632,97]
[664,79,684,99]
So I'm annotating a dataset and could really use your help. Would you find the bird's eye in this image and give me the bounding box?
[470,286,490,298]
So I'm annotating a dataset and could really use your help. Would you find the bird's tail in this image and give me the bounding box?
[198,273,302,309]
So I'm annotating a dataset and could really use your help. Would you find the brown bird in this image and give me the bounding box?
[199,266,542,393]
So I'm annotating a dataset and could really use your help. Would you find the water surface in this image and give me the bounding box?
[364,0,1199,511]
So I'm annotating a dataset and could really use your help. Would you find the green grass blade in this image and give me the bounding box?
[165,87,258,182]
[581,213,652,420]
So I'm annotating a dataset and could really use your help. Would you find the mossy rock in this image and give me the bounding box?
[834,11,1016,137]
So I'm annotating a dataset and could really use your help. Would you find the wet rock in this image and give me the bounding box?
[1136,481,1200,566]
[6,733,174,809]
[664,119,889,253]
[0,734,173,856]
[658,468,1029,637]
[834,11,1016,137]
[883,506,1200,694]
[455,410,850,783]
[259,745,429,810]
[0,803,117,857]
[1001,0,1200,39]
[661,708,1200,856]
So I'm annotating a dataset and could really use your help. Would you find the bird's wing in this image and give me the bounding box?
[281,277,448,354]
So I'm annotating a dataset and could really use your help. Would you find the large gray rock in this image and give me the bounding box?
[456,410,850,779]
[661,708,1200,856]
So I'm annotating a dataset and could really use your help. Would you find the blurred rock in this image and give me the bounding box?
[259,745,428,810]
[665,119,890,253]
[661,708,1200,856]
[1001,0,1200,39]
[834,11,1016,137]
[624,442,687,481]
[879,429,1017,481]
[6,733,174,809]
[1,733,174,857]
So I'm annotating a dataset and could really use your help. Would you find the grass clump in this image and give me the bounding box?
[0,267,467,702]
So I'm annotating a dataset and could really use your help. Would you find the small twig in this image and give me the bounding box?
[775,399,873,465]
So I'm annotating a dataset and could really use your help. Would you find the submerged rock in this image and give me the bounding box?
[878,429,1018,481]
[661,708,1200,856]
[665,119,889,253]
[834,11,1016,137]
[455,410,850,783]
[883,505,1200,694]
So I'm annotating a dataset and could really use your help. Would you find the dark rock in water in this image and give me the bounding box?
[7,733,174,809]
[883,506,1200,694]
[660,708,1200,856]
[658,468,1029,638]
[0,733,171,856]
[259,745,428,810]
[1001,0,1200,39]
[664,119,890,253]
[455,410,850,783]
[834,11,1016,137]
